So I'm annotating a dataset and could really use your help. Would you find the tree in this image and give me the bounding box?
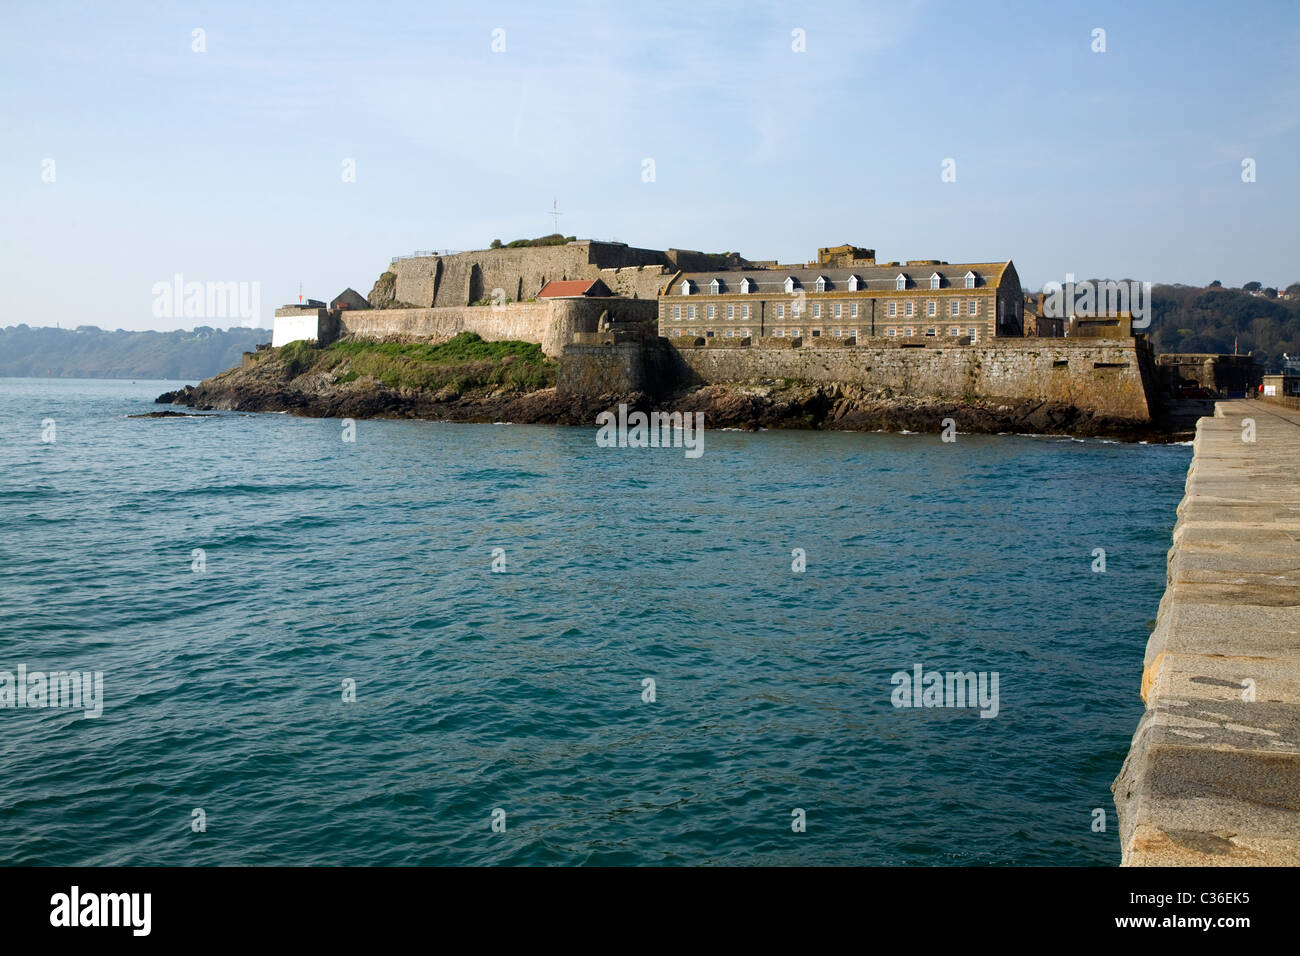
[1244,281,1262,292]
[1286,283,1300,296]
[489,239,503,249]
[1264,287,1278,298]
[1208,279,1222,288]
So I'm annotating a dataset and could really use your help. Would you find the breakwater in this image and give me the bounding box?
[1112,400,1300,865]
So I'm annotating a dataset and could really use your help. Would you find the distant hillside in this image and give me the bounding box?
[1149,285,1300,366]
[0,325,272,380]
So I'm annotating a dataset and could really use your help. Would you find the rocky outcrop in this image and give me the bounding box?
[367,271,397,310]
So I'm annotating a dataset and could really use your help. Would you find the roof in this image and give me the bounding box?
[538,278,612,298]
[331,287,370,309]
[663,262,1014,296]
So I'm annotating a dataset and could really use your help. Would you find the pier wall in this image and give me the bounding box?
[1112,400,1300,864]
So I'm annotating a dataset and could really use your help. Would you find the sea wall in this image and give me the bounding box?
[667,339,1155,420]
[1112,400,1300,865]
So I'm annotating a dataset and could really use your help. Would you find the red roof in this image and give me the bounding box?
[537,279,609,298]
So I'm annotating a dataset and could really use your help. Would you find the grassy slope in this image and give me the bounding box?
[278,332,556,392]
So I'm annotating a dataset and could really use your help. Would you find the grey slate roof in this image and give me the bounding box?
[666,263,1012,295]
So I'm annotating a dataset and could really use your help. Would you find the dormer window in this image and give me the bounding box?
[815,276,828,293]
[709,278,721,294]
[964,271,976,289]
[929,272,941,290]
[895,273,907,291]
[740,277,754,294]
[680,279,694,295]
[784,276,797,294]
[847,275,860,291]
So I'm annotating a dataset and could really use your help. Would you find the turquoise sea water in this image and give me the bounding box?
[0,378,1191,865]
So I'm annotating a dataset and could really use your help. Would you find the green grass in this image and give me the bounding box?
[277,332,555,392]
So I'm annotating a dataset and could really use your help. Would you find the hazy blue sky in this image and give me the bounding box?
[2,0,1297,331]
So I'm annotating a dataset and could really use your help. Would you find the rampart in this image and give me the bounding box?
[331,297,657,358]
[385,241,743,308]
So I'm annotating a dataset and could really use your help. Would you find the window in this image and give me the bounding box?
[833,303,842,318]
[777,304,785,318]
[888,302,897,317]
[706,305,714,319]
[710,278,721,294]
[895,274,907,291]
[968,327,977,343]
[887,328,897,337]
[833,329,842,338]
[784,276,796,294]
[847,275,860,291]
[740,277,753,294]
[791,329,800,338]
[905,327,915,337]
[705,330,714,337]
[950,299,960,316]
[813,304,821,318]
[792,302,802,317]
[740,329,750,338]
[811,329,821,337]
[925,327,937,337]
[688,305,696,320]
[742,305,750,319]
[965,271,976,289]
[851,302,859,318]
[815,276,827,292]
[927,301,937,317]
[929,273,941,290]
[906,301,914,316]
[673,329,681,337]
[968,299,976,315]
[774,329,784,337]
[726,329,734,337]
[681,280,693,295]
[948,326,960,336]
[727,304,734,319]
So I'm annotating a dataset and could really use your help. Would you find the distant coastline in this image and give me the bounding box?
[0,325,271,380]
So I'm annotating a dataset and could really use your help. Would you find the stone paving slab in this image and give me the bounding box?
[1113,400,1300,865]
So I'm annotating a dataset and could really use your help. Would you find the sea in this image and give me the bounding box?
[0,378,1192,865]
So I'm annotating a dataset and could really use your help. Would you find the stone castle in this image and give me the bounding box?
[272,236,1158,421]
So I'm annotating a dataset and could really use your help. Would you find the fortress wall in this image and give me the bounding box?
[558,342,656,396]
[334,297,657,358]
[390,242,672,308]
[599,265,672,299]
[669,340,1154,420]
[338,304,554,350]
[393,246,592,307]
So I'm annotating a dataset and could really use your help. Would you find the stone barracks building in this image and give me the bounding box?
[658,245,1025,344]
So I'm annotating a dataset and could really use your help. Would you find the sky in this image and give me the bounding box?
[1,0,1297,331]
